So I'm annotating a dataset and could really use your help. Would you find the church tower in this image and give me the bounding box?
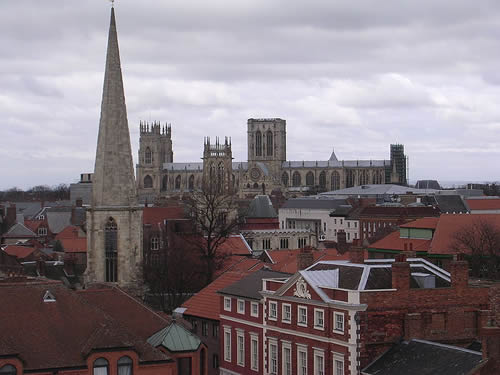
[136,121,173,193]
[85,7,143,288]
[202,137,234,193]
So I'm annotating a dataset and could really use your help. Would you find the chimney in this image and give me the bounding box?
[297,247,314,270]
[392,254,410,291]
[480,284,500,374]
[337,230,347,253]
[349,245,365,264]
[6,204,16,227]
[450,255,469,292]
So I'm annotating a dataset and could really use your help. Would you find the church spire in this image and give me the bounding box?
[92,7,137,207]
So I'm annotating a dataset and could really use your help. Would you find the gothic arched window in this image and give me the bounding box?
[145,147,152,164]
[306,171,314,186]
[255,131,262,157]
[319,171,326,188]
[93,358,109,375]
[175,175,181,190]
[373,170,383,184]
[282,172,289,187]
[162,175,168,191]
[217,163,224,193]
[117,356,133,375]
[292,171,301,187]
[188,175,195,190]
[346,169,356,188]
[104,218,117,283]
[359,170,369,185]
[266,131,273,156]
[144,175,153,188]
[331,171,340,191]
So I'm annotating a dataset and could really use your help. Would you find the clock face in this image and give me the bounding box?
[250,167,261,181]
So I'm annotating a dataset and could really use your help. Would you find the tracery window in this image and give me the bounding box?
[175,175,181,190]
[104,218,118,283]
[331,171,340,191]
[145,147,152,164]
[346,169,356,188]
[188,175,195,190]
[319,171,326,188]
[359,170,369,185]
[306,171,314,186]
[255,131,262,157]
[266,131,273,156]
[161,175,168,191]
[292,171,301,187]
[144,175,153,188]
[282,172,289,187]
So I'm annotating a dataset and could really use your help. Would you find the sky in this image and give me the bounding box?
[1,0,499,190]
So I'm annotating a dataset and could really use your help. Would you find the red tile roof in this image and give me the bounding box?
[265,248,353,274]
[0,281,169,371]
[55,226,87,253]
[217,235,252,255]
[400,217,440,229]
[466,198,500,211]
[369,231,432,252]
[182,271,253,321]
[143,206,186,225]
[429,214,500,255]
[2,245,36,259]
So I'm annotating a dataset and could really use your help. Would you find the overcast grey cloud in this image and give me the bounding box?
[0,0,499,189]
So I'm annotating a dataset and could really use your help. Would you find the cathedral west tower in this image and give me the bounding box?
[85,7,143,288]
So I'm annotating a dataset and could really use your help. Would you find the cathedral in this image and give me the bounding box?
[136,118,407,199]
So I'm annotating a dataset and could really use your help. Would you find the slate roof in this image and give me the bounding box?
[148,322,201,352]
[46,210,72,234]
[362,339,484,375]
[415,180,442,190]
[3,222,36,238]
[321,184,439,197]
[433,195,468,214]
[218,269,291,300]
[12,201,42,219]
[281,198,347,210]
[246,195,277,218]
[0,281,170,371]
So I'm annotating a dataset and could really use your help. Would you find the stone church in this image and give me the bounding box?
[136,118,407,199]
[85,7,143,288]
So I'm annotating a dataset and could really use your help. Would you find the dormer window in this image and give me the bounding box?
[38,227,47,236]
[93,358,109,375]
[43,290,56,303]
[0,364,17,375]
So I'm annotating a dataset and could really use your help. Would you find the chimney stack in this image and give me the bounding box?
[297,247,314,270]
[450,254,469,292]
[480,284,500,374]
[392,254,410,291]
[337,230,347,253]
[349,244,365,264]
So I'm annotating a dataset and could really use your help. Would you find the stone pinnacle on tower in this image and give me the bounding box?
[92,7,137,207]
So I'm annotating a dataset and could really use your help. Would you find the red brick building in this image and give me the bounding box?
[0,279,206,375]
[218,250,499,374]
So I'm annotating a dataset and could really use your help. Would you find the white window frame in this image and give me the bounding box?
[334,312,345,333]
[314,349,325,375]
[237,299,245,314]
[250,333,259,371]
[223,327,231,362]
[282,341,292,375]
[297,345,308,375]
[268,339,278,375]
[282,303,291,323]
[269,301,278,321]
[314,308,325,330]
[236,330,244,366]
[250,301,259,317]
[298,305,307,327]
[224,297,231,312]
[333,352,344,375]
[38,227,47,236]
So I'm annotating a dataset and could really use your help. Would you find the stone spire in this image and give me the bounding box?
[92,7,137,207]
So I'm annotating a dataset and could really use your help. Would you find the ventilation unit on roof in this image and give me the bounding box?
[43,290,56,303]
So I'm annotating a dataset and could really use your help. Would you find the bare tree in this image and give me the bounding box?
[182,187,242,285]
[451,218,500,279]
